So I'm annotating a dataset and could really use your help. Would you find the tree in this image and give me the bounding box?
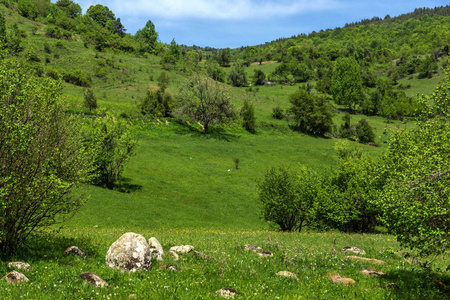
[0,59,94,254]
[228,62,247,87]
[252,69,266,86]
[169,38,181,59]
[114,18,126,37]
[287,89,334,136]
[18,0,39,20]
[355,119,375,144]
[135,20,158,53]
[84,89,97,112]
[376,71,450,255]
[174,75,235,134]
[258,165,318,232]
[331,57,363,112]
[0,13,6,46]
[56,0,82,18]
[140,73,172,117]
[241,98,256,133]
[86,4,116,28]
[87,114,137,190]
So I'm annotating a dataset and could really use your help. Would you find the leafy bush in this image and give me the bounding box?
[258,165,319,232]
[84,89,97,112]
[0,59,94,254]
[63,70,91,87]
[287,89,334,136]
[355,119,375,143]
[18,0,39,20]
[252,69,266,86]
[272,106,284,120]
[240,98,256,133]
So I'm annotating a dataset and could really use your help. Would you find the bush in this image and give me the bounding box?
[241,98,256,133]
[258,165,319,232]
[0,59,94,254]
[287,89,334,135]
[84,89,97,112]
[355,119,375,144]
[63,70,91,87]
[272,106,284,120]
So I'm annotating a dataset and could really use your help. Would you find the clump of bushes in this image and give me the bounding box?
[63,70,91,87]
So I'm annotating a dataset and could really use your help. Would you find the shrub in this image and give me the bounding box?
[241,98,256,133]
[258,165,319,232]
[63,70,91,87]
[0,59,94,254]
[84,89,97,112]
[355,119,375,144]
[272,106,284,120]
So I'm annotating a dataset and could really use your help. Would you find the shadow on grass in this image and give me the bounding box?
[172,119,241,142]
[113,177,143,193]
[381,268,450,299]
[0,231,101,263]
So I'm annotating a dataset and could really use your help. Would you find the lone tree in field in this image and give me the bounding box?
[0,59,94,254]
[331,57,363,113]
[84,88,97,112]
[175,75,235,134]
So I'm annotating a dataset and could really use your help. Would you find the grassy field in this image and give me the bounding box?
[1,7,450,299]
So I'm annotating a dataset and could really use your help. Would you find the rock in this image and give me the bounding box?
[360,269,386,277]
[342,246,366,255]
[257,251,273,257]
[79,272,108,287]
[347,256,386,265]
[244,244,263,252]
[64,246,88,258]
[329,274,356,285]
[7,262,31,271]
[160,265,178,272]
[148,237,164,261]
[2,271,29,284]
[169,245,194,254]
[105,232,152,272]
[276,271,298,279]
[216,288,241,299]
[170,250,179,260]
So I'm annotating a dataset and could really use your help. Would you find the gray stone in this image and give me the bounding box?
[244,244,263,252]
[216,288,241,299]
[169,245,194,254]
[347,256,386,265]
[7,262,31,271]
[329,274,356,285]
[257,251,273,257]
[276,271,298,279]
[64,246,88,258]
[2,271,29,284]
[148,237,164,261]
[342,246,366,255]
[79,272,109,287]
[360,269,386,277]
[105,232,152,272]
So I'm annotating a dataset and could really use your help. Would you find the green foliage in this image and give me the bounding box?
[0,13,6,46]
[0,59,94,254]
[135,20,158,53]
[169,38,181,59]
[272,106,284,120]
[206,60,226,82]
[63,69,91,87]
[287,89,334,135]
[252,69,266,86]
[331,57,363,112]
[86,114,137,190]
[258,165,319,232]
[355,119,375,144]
[314,141,381,232]
[8,23,23,54]
[84,89,97,112]
[86,4,116,28]
[18,0,39,20]
[228,62,248,87]
[175,75,235,134]
[240,98,256,133]
[417,55,438,79]
[56,0,82,18]
[377,71,450,255]
[140,89,173,117]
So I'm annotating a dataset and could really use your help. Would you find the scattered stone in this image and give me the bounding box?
[7,262,31,271]
[148,237,164,262]
[276,271,298,279]
[360,269,386,277]
[105,232,152,272]
[193,250,214,260]
[64,246,88,258]
[160,265,178,272]
[2,271,29,284]
[79,272,109,287]
[129,294,137,299]
[385,282,400,289]
[257,251,273,257]
[347,256,386,265]
[169,245,194,254]
[216,288,241,299]
[329,274,356,285]
[170,250,179,260]
[244,244,263,252]
[342,246,366,255]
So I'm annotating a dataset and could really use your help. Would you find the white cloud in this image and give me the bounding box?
[86,0,341,20]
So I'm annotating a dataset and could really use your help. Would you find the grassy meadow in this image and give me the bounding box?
[2,7,450,299]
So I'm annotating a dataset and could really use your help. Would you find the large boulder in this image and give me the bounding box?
[105,232,152,272]
[2,271,29,284]
[148,237,164,261]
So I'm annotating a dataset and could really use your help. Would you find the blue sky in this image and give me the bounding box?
[73,0,448,48]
